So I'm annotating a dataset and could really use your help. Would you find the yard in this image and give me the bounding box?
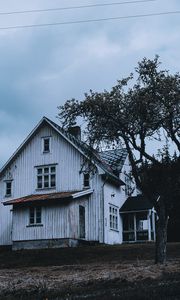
[0,243,180,299]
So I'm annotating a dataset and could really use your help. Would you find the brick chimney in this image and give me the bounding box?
[68,126,81,140]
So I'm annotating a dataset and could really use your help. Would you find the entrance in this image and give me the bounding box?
[79,205,85,239]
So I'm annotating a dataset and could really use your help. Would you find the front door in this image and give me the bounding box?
[79,205,85,239]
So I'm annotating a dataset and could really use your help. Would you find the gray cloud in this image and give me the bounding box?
[0,0,180,167]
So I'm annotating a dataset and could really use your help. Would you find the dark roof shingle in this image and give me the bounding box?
[120,194,153,212]
[99,149,127,172]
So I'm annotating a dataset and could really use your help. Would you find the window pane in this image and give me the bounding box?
[115,216,118,229]
[36,207,41,224]
[44,175,49,188]
[29,208,34,224]
[44,138,50,152]
[30,217,34,224]
[51,166,55,173]
[37,168,42,174]
[44,167,49,174]
[84,173,89,187]
[6,182,12,195]
[37,176,42,189]
[7,182,11,188]
[50,174,56,187]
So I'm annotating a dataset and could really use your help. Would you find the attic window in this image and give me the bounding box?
[83,173,90,188]
[43,137,50,153]
[5,181,12,197]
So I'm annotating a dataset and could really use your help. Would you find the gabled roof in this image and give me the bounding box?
[4,189,93,206]
[0,116,126,185]
[120,194,153,213]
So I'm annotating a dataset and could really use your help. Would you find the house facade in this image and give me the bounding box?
[0,117,156,250]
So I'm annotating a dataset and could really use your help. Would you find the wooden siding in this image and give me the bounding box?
[12,197,90,242]
[0,125,84,199]
[0,204,12,245]
[0,123,85,245]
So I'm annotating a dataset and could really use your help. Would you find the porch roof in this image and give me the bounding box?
[3,189,93,206]
[120,194,153,213]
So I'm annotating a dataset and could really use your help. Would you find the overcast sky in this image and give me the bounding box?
[0,0,179,167]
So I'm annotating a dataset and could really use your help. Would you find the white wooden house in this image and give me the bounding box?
[0,117,156,250]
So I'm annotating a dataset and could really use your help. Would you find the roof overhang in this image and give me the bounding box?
[101,174,125,187]
[119,195,153,213]
[3,189,93,206]
[120,209,153,214]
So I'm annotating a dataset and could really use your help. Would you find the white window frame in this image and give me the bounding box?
[109,204,118,231]
[5,180,12,197]
[37,165,56,189]
[29,207,42,225]
[42,136,51,153]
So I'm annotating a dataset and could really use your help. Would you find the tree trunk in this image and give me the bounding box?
[155,198,169,264]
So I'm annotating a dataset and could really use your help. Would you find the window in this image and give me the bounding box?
[37,165,56,189]
[125,175,132,196]
[42,137,50,153]
[29,207,42,225]
[83,173,90,188]
[109,205,118,231]
[5,181,12,196]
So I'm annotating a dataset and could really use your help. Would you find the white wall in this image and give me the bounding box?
[12,196,90,242]
[103,182,123,244]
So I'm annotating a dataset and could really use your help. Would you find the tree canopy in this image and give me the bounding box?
[58,56,180,264]
[58,56,180,188]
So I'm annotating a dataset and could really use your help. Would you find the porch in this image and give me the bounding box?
[120,195,156,243]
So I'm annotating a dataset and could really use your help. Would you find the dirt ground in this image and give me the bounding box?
[0,243,180,299]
